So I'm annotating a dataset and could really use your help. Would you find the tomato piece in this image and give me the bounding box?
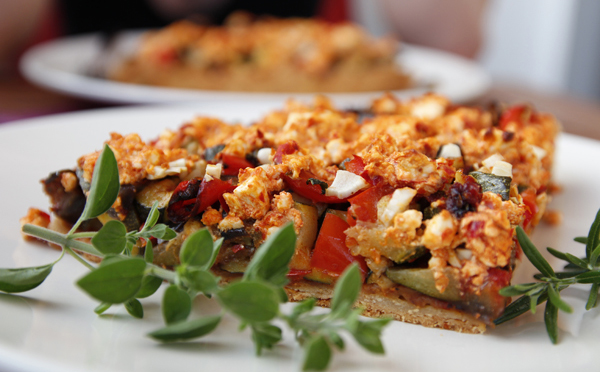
[347,183,394,225]
[273,141,300,164]
[521,188,538,230]
[221,154,255,176]
[282,171,347,204]
[310,213,368,281]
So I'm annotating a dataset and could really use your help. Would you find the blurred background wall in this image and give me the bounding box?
[352,0,600,102]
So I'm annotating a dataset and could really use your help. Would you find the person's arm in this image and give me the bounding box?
[379,0,487,58]
[0,0,49,75]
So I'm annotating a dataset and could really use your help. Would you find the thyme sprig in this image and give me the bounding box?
[495,210,600,343]
[2,145,389,371]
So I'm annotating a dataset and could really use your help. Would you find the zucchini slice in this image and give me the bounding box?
[289,203,318,271]
[135,178,178,223]
[386,267,461,302]
[386,266,510,319]
[469,171,511,201]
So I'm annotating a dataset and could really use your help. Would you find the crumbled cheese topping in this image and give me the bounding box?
[531,145,547,160]
[205,163,222,179]
[256,148,273,165]
[147,158,189,180]
[481,153,505,169]
[325,170,369,199]
[438,143,462,159]
[492,161,513,178]
[380,187,417,225]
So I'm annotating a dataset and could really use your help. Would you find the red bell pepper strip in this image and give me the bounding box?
[282,171,347,204]
[221,154,255,176]
[310,213,369,281]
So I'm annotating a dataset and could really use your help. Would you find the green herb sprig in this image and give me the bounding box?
[495,209,600,344]
[5,145,389,371]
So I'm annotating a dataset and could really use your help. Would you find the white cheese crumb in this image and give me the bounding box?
[256,148,273,165]
[531,145,547,161]
[411,100,445,120]
[325,170,369,199]
[438,143,462,159]
[482,153,505,169]
[147,158,189,180]
[205,164,222,179]
[492,161,513,178]
[380,188,417,225]
[456,249,473,261]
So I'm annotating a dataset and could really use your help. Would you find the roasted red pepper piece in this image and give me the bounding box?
[167,178,236,224]
[167,179,202,224]
[221,154,255,176]
[310,213,368,281]
[282,171,347,204]
[346,183,394,226]
[196,178,236,213]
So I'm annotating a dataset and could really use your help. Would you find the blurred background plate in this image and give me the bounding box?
[19,32,491,108]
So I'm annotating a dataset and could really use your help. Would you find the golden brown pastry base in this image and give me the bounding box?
[110,61,412,93]
[285,280,487,334]
[214,269,486,334]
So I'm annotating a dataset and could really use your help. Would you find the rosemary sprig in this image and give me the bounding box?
[2,145,388,371]
[495,209,600,343]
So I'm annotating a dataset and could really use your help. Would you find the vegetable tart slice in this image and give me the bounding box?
[23,93,560,333]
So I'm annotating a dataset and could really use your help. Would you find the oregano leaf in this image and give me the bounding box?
[162,285,192,325]
[217,281,280,323]
[80,144,120,220]
[91,220,127,255]
[125,298,144,318]
[302,335,331,371]
[148,315,221,342]
[243,223,296,286]
[77,258,146,303]
[0,264,54,293]
[331,264,361,316]
[144,239,154,263]
[179,229,215,269]
[135,275,163,299]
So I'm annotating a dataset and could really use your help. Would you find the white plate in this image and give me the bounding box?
[0,102,598,372]
[19,32,491,107]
